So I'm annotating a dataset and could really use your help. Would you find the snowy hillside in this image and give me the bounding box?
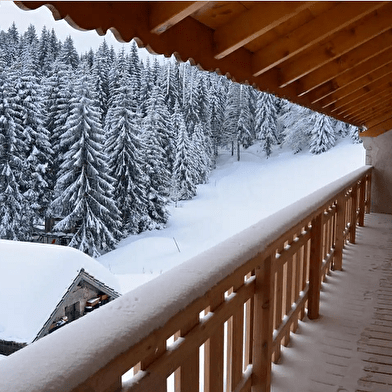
[98,139,366,293]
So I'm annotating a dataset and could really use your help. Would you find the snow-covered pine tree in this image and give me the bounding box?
[281,101,313,153]
[208,72,227,159]
[43,58,74,205]
[92,40,111,122]
[58,35,79,70]
[255,91,279,158]
[172,100,197,201]
[141,84,172,227]
[139,57,154,117]
[192,122,212,184]
[237,84,254,159]
[104,56,150,234]
[309,112,336,154]
[222,82,241,155]
[5,22,20,66]
[52,64,121,257]
[0,64,30,240]
[16,45,53,231]
[163,59,182,114]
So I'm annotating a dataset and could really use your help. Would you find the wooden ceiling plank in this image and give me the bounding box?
[318,61,392,108]
[366,111,392,129]
[297,28,392,97]
[362,117,392,136]
[335,84,392,116]
[350,99,392,124]
[279,2,392,88]
[327,74,392,112]
[338,92,392,120]
[149,1,208,34]
[342,90,392,119]
[306,47,392,104]
[213,1,312,60]
[252,1,383,77]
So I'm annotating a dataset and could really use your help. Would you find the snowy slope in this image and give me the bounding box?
[98,139,366,293]
[0,241,120,343]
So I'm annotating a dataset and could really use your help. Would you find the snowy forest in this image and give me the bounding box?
[0,23,361,257]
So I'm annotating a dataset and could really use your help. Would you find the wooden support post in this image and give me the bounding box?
[334,196,345,271]
[350,184,358,244]
[358,179,366,227]
[204,294,224,392]
[308,214,323,320]
[244,273,254,368]
[365,172,372,214]
[174,315,199,392]
[140,341,167,392]
[226,277,245,391]
[252,255,274,392]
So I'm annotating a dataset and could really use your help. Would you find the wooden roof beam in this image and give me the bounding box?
[307,47,392,104]
[252,1,383,77]
[336,85,392,117]
[279,2,392,88]
[149,2,208,34]
[366,110,392,129]
[213,1,312,60]
[342,89,392,119]
[318,60,392,108]
[328,74,392,112]
[297,28,392,97]
[362,117,392,137]
[349,99,392,123]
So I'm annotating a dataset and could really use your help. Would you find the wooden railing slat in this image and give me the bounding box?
[252,256,274,392]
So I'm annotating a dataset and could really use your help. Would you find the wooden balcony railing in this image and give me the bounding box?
[0,166,372,392]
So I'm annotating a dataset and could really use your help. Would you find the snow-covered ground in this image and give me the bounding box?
[99,139,366,294]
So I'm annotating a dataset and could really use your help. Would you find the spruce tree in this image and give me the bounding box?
[309,112,336,154]
[52,64,121,257]
[255,91,279,158]
[104,59,150,234]
[16,46,53,229]
[281,102,313,153]
[172,100,197,201]
[141,85,172,227]
[0,64,29,240]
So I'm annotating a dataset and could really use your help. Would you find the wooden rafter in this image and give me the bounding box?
[213,2,312,60]
[307,47,392,104]
[296,26,392,96]
[148,2,208,34]
[252,1,385,77]
[342,89,392,119]
[278,3,392,87]
[327,74,392,112]
[318,61,392,108]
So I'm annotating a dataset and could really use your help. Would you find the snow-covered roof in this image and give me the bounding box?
[0,240,120,344]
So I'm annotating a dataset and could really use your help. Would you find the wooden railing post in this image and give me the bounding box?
[252,255,274,392]
[358,178,366,227]
[174,315,199,392]
[365,172,372,214]
[334,195,345,271]
[349,183,358,244]
[204,294,224,392]
[308,214,322,320]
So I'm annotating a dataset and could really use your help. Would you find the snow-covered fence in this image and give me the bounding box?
[0,166,372,392]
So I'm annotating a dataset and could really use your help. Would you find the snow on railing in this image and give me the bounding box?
[0,166,372,392]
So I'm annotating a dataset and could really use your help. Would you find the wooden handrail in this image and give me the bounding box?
[0,166,372,392]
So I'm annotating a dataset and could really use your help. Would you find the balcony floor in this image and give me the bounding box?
[271,213,392,392]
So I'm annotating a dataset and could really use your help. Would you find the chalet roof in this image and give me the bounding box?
[0,240,120,343]
[15,1,392,137]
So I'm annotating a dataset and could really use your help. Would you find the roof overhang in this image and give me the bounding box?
[16,1,392,137]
